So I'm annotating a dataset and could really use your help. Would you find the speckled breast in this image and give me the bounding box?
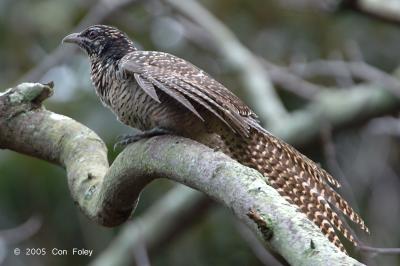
[90,61,153,130]
[91,61,201,133]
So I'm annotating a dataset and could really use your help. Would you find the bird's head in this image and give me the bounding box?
[62,25,135,60]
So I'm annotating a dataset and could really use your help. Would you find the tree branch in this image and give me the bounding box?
[280,0,400,25]
[0,83,363,265]
[341,0,400,25]
[273,84,400,145]
[0,216,42,265]
[90,186,212,266]
[288,60,400,97]
[164,0,288,125]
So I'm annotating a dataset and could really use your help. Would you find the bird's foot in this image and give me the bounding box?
[114,127,173,150]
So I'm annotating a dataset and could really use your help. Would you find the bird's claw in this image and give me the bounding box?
[114,134,143,150]
[114,127,173,151]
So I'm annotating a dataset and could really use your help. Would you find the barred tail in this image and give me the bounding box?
[221,126,368,252]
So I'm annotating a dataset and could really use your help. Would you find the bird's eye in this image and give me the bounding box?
[88,30,98,39]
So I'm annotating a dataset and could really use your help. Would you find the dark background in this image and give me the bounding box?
[1,0,400,265]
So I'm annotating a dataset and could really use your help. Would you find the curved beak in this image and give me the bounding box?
[62,32,82,45]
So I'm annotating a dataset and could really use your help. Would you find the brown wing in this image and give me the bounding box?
[119,51,258,137]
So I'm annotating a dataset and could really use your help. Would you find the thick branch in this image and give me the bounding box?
[0,83,363,265]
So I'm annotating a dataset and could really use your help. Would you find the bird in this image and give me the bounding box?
[62,24,368,252]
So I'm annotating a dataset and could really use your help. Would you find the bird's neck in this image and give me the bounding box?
[90,56,118,106]
[89,41,136,105]
[94,42,136,62]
